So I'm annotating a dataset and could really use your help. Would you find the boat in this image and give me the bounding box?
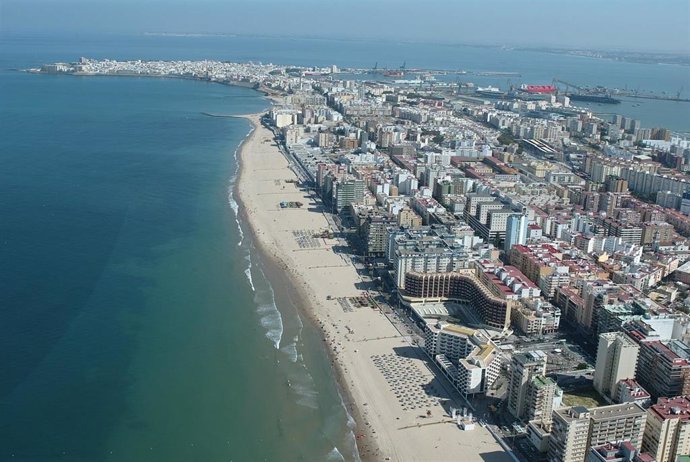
[567,93,621,104]
[476,86,506,97]
[383,70,404,77]
[519,84,557,94]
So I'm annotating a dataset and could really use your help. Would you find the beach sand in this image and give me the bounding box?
[235,113,513,462]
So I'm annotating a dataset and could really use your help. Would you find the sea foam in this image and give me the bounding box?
[226,124,255,247]
[280,335,301,363]
[326,447,346,461]
[290,365,320,410]
[254,266,283,349]
[243,251,255,291]
[227,189,244,247]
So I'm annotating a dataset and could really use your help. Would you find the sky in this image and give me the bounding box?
[2,0,689,52]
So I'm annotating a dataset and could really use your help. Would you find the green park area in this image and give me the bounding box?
[562,388,607,408]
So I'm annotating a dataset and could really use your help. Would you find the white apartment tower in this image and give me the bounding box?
[593,332,640,401]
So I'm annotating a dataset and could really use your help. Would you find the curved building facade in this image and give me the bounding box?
[404,271,512,329]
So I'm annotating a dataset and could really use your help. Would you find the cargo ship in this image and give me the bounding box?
[567,93,621,104]
[519,84,557,94]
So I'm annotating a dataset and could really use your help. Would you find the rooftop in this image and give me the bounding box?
[650,396,690,421]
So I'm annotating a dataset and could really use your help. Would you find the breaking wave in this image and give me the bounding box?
[254,265,283,349]
[280,335,301,363]
[326,447,345,461]
[243,252,255,291]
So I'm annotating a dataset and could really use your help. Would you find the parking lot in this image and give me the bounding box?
[508,336,593,374]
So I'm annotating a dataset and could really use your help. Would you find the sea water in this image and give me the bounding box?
[0,61,357,461]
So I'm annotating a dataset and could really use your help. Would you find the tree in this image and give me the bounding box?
[497,129,515,146]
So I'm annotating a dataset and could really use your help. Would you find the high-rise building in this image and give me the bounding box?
[548,403,647,462]
[424,321,502,396]
[508,350,548,420]
[589,403,646,449]
[593,332,640,401]
[526,375,558,422]
[504,213,529,253]
[334,177,364,212]
[397,207,422,228]
[548,406,593,462]
[605,176,629,193]
[642,395,690,462]
[636,339,690,400]
[362,214,396,257]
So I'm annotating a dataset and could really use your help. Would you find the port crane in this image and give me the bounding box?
[552,78,584,93]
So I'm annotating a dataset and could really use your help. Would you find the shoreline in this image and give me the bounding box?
[233,113,379,461]
[232,112,512,462]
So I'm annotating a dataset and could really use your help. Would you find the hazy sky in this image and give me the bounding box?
[2,0,689,52]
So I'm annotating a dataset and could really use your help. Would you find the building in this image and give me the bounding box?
[509,243,572,299]
[403,270,514,330]
[526,375,558,422]
[606,176,630,193]
[641,222,675,245]
[424,322,502,396]
[642,396,690,462]
[636,340,690,400]
[507,350,548,420]
[555,403,649,460]
[334,177,364,212]
[511,298,561,336]
[593,332,640,401]
[615,379,651,408]
[548,406,594,462]
[397,207,422,228]
[588,441,652,462]
[362,213,395,257]
[505,212,529,253]
[548,403,647,462]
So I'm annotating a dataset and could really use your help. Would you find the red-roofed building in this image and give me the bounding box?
[636,340,690,400]
[589,441,655,462]
[643,396,690,462]
[616,378,651,408]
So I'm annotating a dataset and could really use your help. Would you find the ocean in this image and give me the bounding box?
[0,32,688,461]
[0,56,357,461]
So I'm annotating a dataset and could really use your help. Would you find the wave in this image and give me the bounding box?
[243,251,255,292]
[326,447,346,462]
[254,266,283,349]
[336,381,361,462]
[227,189,244,247]
[280,335,301,363]
[256,301,283,349]
[290,367,320,410]
[226,124,255,247]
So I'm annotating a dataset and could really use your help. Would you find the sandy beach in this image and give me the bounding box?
[235,112,513,462]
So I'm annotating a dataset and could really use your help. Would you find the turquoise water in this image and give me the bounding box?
[0,71,356,460]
